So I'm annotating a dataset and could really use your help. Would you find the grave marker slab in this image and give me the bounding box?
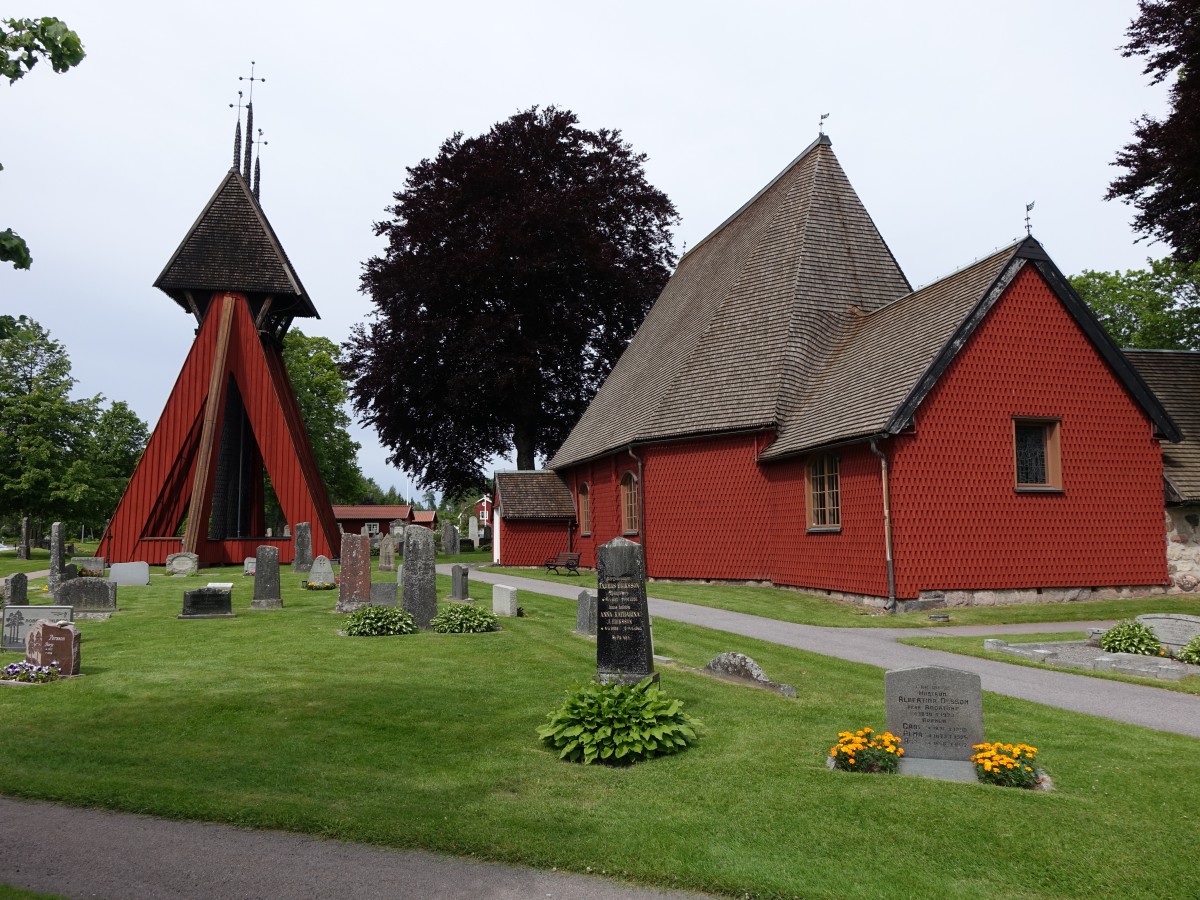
[292,522,313,573]
[596,538,656,684]
[886,665,983,781]
[179,587,234,618]
[370,582,399,607]
[108,562,150,586]
[252,545,282,609]
[492,584,518,617]
[165,552,200,577]
[70,556,105,577]
[3,606,72,652]
[378,533,396,572]
[3,573,28,606]
[575,589,597,636]
[335,533,372,613]
[1136,613,1200,655]
[25,620,81,676]
[449,565,469,601]
[402,527,437,628]
[307,555,336,586]
[56,578,117,618]
[243,557,257,576]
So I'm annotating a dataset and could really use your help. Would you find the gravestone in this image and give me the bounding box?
[108,561,150,586]
[165,552,200,577]
[283,524,291,537]
[266,527,273,538]
[378,533,396,572]
[17,516,29,560]
[449,564,469,601]
[3,606,72,652]
[394,525,406,557]
[492,584,518,617]
[468,516,479,550]
[370,582,398,606]
[361,524,370,536]
[596,537,656,684]
[308,555,336,587]
[3,573,28,606]
[179,587,233,618]
[71,556,105,577]
[292,522,313,573]
[56,578,117,619]
[886,665,983,782]
[243,557,257,576]
[251,545,282,609]
[1136,613,1200,655]
[575,589,597,636]
[335,533,372,613]
[441,523,460,555]
[402,526,437,628]
[25,620,81,676]
[48,522,70,593]
[704,652,797,697]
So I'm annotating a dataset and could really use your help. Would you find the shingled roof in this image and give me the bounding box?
[1126,350,1200,502]
[495,471,576,520]
[549,135,911,470]
[155,169,317,319]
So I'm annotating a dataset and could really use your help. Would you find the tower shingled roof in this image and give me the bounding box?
[154,169,317,319]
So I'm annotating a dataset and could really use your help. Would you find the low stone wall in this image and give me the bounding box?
[1166,506,1200,592]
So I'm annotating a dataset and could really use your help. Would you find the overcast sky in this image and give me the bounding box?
[0,0,1170,493]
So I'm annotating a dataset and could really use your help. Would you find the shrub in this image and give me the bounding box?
[829,727,903,774]
[1178,635,1200,665]
[1099,620,1164,656]
[971,741,1041,789]
[431,604,498,634]
[343,605,418,636]
[2,661,60,683]
[537,677,701,766]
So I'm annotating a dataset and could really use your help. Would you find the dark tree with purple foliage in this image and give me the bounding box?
[1108,0,1200,263]
[347,106,678,495]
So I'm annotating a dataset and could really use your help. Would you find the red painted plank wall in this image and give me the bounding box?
[498,519,572,566]
[887,265,1168,596]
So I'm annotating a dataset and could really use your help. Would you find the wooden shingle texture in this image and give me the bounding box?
[1126,350,1200,502]
[495,471,576,519]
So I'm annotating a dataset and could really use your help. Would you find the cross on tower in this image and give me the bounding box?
[238,60,265,103]
[1025,201,1036,236]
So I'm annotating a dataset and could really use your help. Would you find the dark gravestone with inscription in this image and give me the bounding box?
[3,606,73,652]
[292,522,313,574]
[251,545,282,609]
[576,589,597,636]
[179,587,234,619]
[336,533,372,613]
[402,526,437,628]
[26,620,81,676]
[57,578,117,619]
[449,564,469,601]
[886,665,983,782]
[3,573,28,605]
[596,538,656,684]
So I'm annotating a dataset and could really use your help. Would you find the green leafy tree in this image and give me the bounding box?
[80,401,148,530]
[1070,257,1200,349]
[1,17,85,269]
[348,105,678,494]
[0,316,98,538]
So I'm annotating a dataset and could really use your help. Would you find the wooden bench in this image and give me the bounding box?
[544,551,581,576]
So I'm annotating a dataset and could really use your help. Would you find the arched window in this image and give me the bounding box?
[578,482,591,535]
[620,471,639,534]
[807,453,840,529]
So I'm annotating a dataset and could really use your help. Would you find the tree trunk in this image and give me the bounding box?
[513,422,536,471]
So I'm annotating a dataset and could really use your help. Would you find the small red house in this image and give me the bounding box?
[332,505,413,536]
[499,136,1181,609]
[412,510,439,530]
[493,472,575,565]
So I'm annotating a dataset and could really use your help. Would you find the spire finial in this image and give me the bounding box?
[229,90,246,169]
[251,129,267,200]
[819,112,830,135]
[238,60,265,104]
[1025,201,1036,236]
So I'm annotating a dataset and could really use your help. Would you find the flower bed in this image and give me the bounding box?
[2,661,61,684]
[828,727,903,774]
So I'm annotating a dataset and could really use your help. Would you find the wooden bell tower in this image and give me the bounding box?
[101,102,338,565]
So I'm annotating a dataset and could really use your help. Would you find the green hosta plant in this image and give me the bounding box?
[1178,635,1200,666]
[430,604,497,634]
[1099,620,1164,656]
[343,605,417,636]
[537,677,701,766]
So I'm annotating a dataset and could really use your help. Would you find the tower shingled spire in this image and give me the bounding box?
[243,101,254,181]
[233,119,242,170]
[253,156,261,200]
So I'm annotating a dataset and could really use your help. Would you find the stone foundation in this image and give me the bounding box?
[1165,506,1200,592]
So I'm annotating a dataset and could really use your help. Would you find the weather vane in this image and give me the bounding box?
[239,60,265,104]
[819,112,830,135]
[1025,201,1036,236]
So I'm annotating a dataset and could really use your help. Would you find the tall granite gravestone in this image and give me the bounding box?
[57,578,117,619]
[17,516,29,560]
[596,537,656,684]
[3,606,72,652]
[449,565,469,601]
[378,533,396,572]
[180,587,234,618]
[48,522,70,593]
[441,524,460,555]
[165,552,200,576]
[292,522,313,574]
[3,573,28,605]
[468,516,479,550]
[394,525,406,558]
[243,557,257,576]
[402,525,437,628]
[336,533,372,613]
[576,589,597,636]
[885,665,984,782]
[492,584,518,617]
[108,561,150,586]
[26,620,81,676]
[307,555,335,586]
[251,546,282,609]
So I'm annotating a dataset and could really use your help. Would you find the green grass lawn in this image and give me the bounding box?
[0,542,102,579]
[899,631,1200,697]
[2,571,1199,898]
[481,565,1200,629]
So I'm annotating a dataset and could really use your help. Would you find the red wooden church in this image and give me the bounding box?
[101,115,338,565]
[496,135,1182,608]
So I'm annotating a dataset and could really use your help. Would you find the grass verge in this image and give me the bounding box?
[1,572,1198,898]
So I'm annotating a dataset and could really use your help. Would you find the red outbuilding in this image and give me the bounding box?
[499,135,1182,609]
[332,505,413,536]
